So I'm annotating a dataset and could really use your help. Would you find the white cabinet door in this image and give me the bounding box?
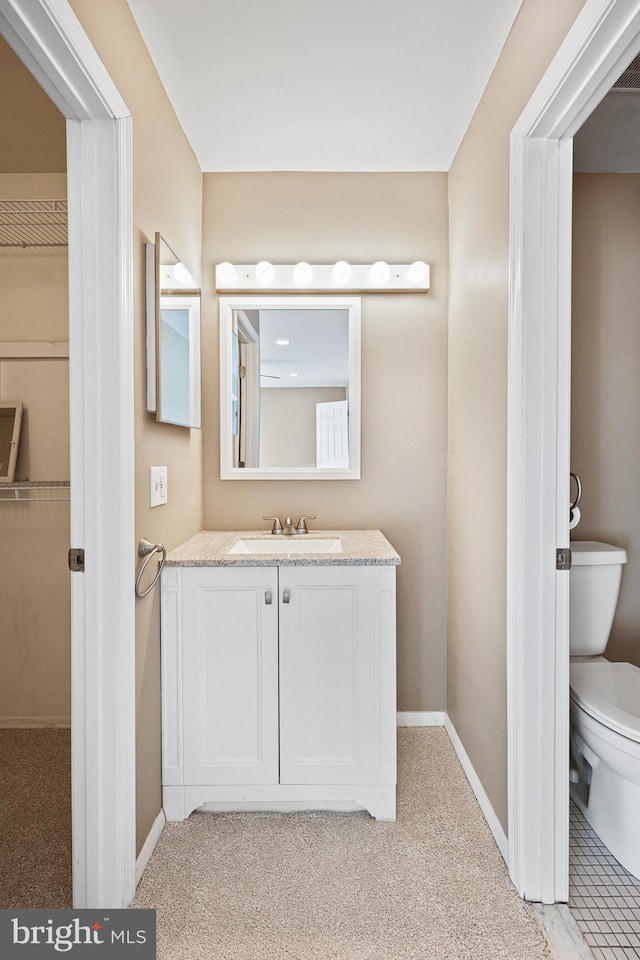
[278,565,376,784]
[182,567,279,785]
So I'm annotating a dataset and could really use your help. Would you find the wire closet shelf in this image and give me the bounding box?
[0,482,70,502]
[0,199,68,248]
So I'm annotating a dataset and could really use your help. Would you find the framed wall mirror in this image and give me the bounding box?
[0,402,23,482]
[146,233,202,428]
[219,295,361,480]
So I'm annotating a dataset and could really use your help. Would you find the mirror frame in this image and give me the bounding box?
[0,401,23,482]
[145,233,202,428]
[219,295,361,480]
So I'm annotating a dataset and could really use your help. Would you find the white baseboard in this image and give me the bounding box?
[397,711,445,727]
[0,716,71,728]
[444,714,509,866]
[135,809,165,887]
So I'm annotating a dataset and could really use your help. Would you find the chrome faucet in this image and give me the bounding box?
[282,516,296,536]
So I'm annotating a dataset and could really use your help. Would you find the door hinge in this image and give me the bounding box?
[68,548,85,572]
[556,547,572,571]
[239,365,246,379]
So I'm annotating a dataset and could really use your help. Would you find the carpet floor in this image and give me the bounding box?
[134,728,552,960]
[0,728,72,908]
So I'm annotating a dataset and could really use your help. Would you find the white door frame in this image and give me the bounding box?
[0,0,136,907]
[508,0,640,903]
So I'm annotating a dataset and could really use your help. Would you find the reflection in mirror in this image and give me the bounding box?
[219,296,361,480]
[0,402,23,482]
[145,233,202,428]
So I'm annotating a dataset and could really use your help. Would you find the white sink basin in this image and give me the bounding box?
[228,538,343,555]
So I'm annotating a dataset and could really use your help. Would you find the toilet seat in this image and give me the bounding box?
[570,660,640,743]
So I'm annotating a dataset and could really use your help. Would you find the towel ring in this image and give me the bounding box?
[135,538,166,599]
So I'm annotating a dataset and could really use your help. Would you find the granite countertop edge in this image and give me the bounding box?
[165,529,401,567]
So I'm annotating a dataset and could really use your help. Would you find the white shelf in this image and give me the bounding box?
[0,481,70,502]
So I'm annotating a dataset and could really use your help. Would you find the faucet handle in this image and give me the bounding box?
[296,515,317,534]
[263,516,283,535]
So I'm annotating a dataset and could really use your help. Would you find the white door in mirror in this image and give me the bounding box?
[316,400,349,468]
[149,466,168,507]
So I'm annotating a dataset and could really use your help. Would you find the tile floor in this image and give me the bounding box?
[569,800,640,959]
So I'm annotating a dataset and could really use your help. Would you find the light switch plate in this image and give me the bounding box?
[149,466,168,507]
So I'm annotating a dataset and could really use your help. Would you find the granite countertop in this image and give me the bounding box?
[165,530,401,567]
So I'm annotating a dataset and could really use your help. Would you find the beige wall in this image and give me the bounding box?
[572,174,640,668]
[0,173,70,723]
[0,37,66,174]
[260,387,346,468]
[68,0,204,853]
[447,0,586,832]
[202,172,449,712]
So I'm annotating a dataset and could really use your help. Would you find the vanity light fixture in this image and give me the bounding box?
[332,260,352,284]
[217,261,238,285]
[255,260,275,284]
[408,260,429,283]
[172,261,193,285]
[293,261,313,285]
[215,261,430,293]
[369,260,390,284]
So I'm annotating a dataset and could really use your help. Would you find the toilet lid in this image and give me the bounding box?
[570,661,640,743]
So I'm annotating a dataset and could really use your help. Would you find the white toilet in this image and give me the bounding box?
[569,540,640,879]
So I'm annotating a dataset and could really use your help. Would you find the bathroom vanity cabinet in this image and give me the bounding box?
[160,531,398,822]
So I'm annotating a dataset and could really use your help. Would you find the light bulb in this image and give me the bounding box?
[276,339,291,346]
[293,261,313,285]
[408,260,429,283]
[255,260,275,284]
[217,261,237,285]
[289,372,299,378]
[370,261,390,284]
[332,260,352,284]
[173,261,192,285]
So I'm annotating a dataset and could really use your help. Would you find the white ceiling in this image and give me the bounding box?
[258,309,348,388]
[126,0,524,172]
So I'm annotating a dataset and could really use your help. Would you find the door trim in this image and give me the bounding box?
[508,0,640,902]
[0,0,135,907]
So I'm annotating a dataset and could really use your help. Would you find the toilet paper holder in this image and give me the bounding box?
[570,472,582,524]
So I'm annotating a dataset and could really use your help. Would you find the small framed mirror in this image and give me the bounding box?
[219,295,361,480]
[146,233,202,428]
[0,402,23,482]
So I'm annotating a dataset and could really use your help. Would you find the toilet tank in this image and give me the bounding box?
[570,541,627,656]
